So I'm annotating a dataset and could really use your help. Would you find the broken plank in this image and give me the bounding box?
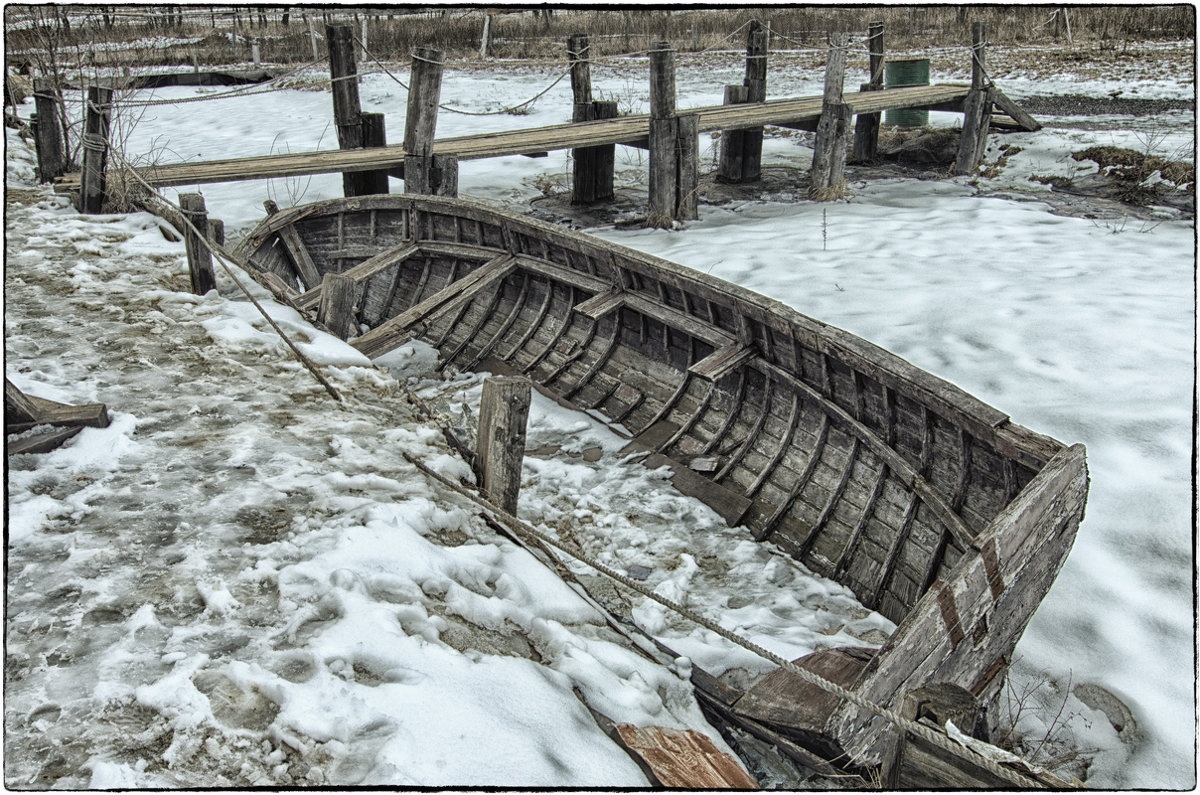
[6,391,111,434]
[7,426,83,455]
[573,287,624,319]
[352,254,517,358]
[5,379,40,425]
[991,89,1042,131]
[689,343,754,381]
[277,222,323,290]
[295,243,420,311]
[614,725,759,789]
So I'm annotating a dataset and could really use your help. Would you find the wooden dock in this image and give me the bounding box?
[54,83,977,191]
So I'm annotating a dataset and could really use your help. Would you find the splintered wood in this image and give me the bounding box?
[614,725,759,789]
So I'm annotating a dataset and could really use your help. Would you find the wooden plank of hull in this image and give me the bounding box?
[295,243,420,311]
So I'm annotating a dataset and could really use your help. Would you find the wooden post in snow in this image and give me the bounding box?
[475,376,532,516]
[568,34,616,204]
[716,85,748,183]
[318,273,360,340]
[403,47,444,195]
[308,16,320,60]
[675,113,699,221]
[359,111,389,194]
[646,41,677,229]
[79,85,112,213]
[809,33,851,200]
[327,21,370,197]
[479,13,492,59]
[179,193,217,295]
[32,77,65,184]
[716,20,767,183]
[954,22,992,175]
[851,21,885,163]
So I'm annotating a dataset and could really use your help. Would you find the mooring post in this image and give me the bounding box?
[809,33,851,201]
[475,376,532,516]
[954,21,992,175]
[317,272,360,340]
[32,77,65,184]
[403,47,445,195]
[359,111,389,194]
[675,113,699,221]
[851,21,885,163]
[179,193,217,295]
[568,34,616,204]
[647,41,677,229]
[79,85,112,214]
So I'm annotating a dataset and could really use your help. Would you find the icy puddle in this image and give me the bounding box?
[393,353,897,683]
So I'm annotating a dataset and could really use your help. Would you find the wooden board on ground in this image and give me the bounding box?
[614,725,759,789]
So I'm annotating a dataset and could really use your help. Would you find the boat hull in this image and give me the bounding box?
[235,194,1087,763]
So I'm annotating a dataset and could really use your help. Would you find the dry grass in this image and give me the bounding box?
[6,5,1194,72]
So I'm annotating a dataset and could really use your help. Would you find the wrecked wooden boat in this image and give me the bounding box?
[234,194,1088,769]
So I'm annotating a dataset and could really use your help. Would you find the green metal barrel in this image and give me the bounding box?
[884,58,931,128]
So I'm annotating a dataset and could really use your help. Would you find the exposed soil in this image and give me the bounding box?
[1013,93,1195,117]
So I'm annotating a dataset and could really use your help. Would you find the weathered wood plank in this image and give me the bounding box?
[7,426,83,456]
[613,725,758,789]
[296,243,420,311]
[277,222,323,289]
[317,273,360,340]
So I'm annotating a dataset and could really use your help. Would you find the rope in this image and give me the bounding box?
[352,33,572,117]
[81,132,106,152]
[107,149,344,403]
[400,449,1046,789]
[970,39,996,88]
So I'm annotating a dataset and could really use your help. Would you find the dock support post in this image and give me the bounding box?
[179,193,217,295]
[568,34,617,204]
[430,153,458,197]
[403,47,445,195]
[328,21,372,198]
[475,376,532,516]
[32,77,65,184]
[851,21,885,164]
[809,33,850,200]
[954,22,992,175]
[647,41,677,229]
[79,85,112,214]
[318,273,360,340]
[675,113,699,221]
[717,20,767,183]
[359,111,390,195]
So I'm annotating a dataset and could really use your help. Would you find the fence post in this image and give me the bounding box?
[954,22,991,175]
[308,16,320,60]
[32,77,65,184]
[318,273,360,340]
[327,21,371,197]
[403,47,444,195]
[809,33,850,201]
[179,193,217,295]
[851,21,885,163]
[475,376,532,516]
[479,13,492,59]
[647,41,677,229]
[79,85,112,214]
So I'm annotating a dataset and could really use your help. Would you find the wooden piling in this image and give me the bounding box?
[567,33,592,123]
[809,33,850,200]
[741,20,767,180]
[954,22,991,175]
[851,21,885,163]
[32,77,65,184]
[359,111,389,195]
[647,41,677,229]
[79,85,112,214]
[328,21,373,197]
[317,272,360,340]
[179,193,217,295]
[716,85,748,183]
[568,34,616,204]
[675,113,699,221]
[475,376,532,516]
[432,153,458,197]
[403,47,444,195]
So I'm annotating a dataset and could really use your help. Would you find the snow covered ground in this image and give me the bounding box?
[5,42,1195,788]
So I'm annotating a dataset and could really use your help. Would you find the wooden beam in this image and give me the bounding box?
[647,41,677,229]
[277,222,323,290]
[295,243,419,310]
[32,77,65,184]
[5,379,40,425]
[474,376,532,515]
[688,343,753,381]
[574,287,624,320]
[991,89,1041,131]
[79,85,111,213]
[403,47,444,194]
[352,254,517,358]
[317,273,360,340]
[851,21,885,163]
